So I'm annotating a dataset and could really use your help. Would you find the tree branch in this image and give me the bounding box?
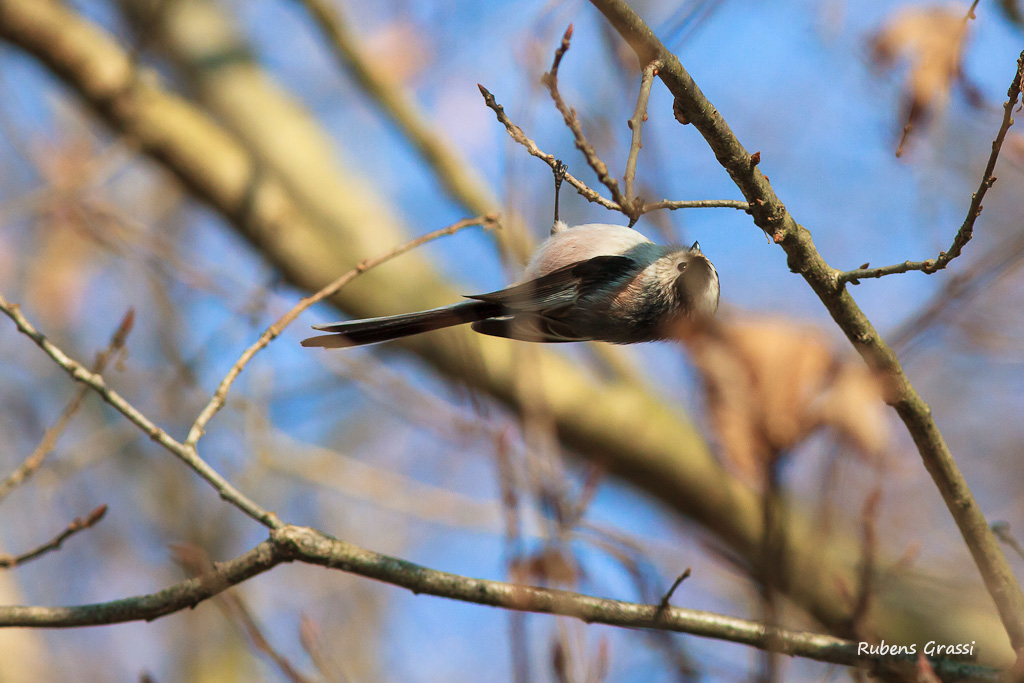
[0,524,997,681]
[838,54,1023,284]
[588,0,1024,652]
[644,198,750,212]
[477,84,749,216]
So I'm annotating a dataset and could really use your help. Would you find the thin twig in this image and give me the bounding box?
[477,84,748,217]
[624,61,660,217]
[540,25,630,213]
[838,50,1024,285]
[184,214,498,447]
[644,198,750,212]
[0,524,998,681]
[0,292,280,529]
[889,234,1024,354]
[478,84,621,212]
[0,504,107,569]
[656,569,691,613]
[0,309,134,503]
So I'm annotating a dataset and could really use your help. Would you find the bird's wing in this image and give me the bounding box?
[470,315,582,342]
[466,255,636,316]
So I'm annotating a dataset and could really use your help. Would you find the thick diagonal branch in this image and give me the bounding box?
[589,0,1024,651]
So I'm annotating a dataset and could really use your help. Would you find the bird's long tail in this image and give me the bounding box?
[300,300,505,348]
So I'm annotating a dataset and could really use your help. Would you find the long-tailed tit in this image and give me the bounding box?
[301,221,719,348]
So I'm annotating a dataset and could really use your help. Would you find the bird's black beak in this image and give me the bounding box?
[690,241,701,253]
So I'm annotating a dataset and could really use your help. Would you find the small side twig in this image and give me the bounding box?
[838,50,1024,285]
[623,61,660,218]
[655,568,691,614]
[184,214,499,448]
[0,504,107,569]
[0,309,134,504]
[478,85,748,218]
[478,84,621,212]
[540,25,630,212]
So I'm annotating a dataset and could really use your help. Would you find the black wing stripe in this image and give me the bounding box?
[466,255,637,312]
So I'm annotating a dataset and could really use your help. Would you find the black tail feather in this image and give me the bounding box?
[301,300,505,348]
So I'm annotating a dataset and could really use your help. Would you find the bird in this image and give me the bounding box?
[300,220,719,349]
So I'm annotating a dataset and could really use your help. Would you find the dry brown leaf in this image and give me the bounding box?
[24,212,99,328]
[809,363,890,456]
[869,4,973,153]
[21,135,109,327]
[363,22,432,85]
[682,318,889,487]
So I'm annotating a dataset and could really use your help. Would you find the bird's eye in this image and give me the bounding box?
[676,261,687,272]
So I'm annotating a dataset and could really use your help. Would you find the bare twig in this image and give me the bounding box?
[0,504,107,569]
[478,84,621,212]
[0,524,997,681]
[588,0,1024,650]
[656,569,691,613]
[0,292,280,529]
[477,84,749,217]
[644,198,750,212]
[624,61,660,215]
[0,309,133,503]
[540,26,631,214]
[838,51,1024,285]
[184,214,499,447]
[889,233,1024,354]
